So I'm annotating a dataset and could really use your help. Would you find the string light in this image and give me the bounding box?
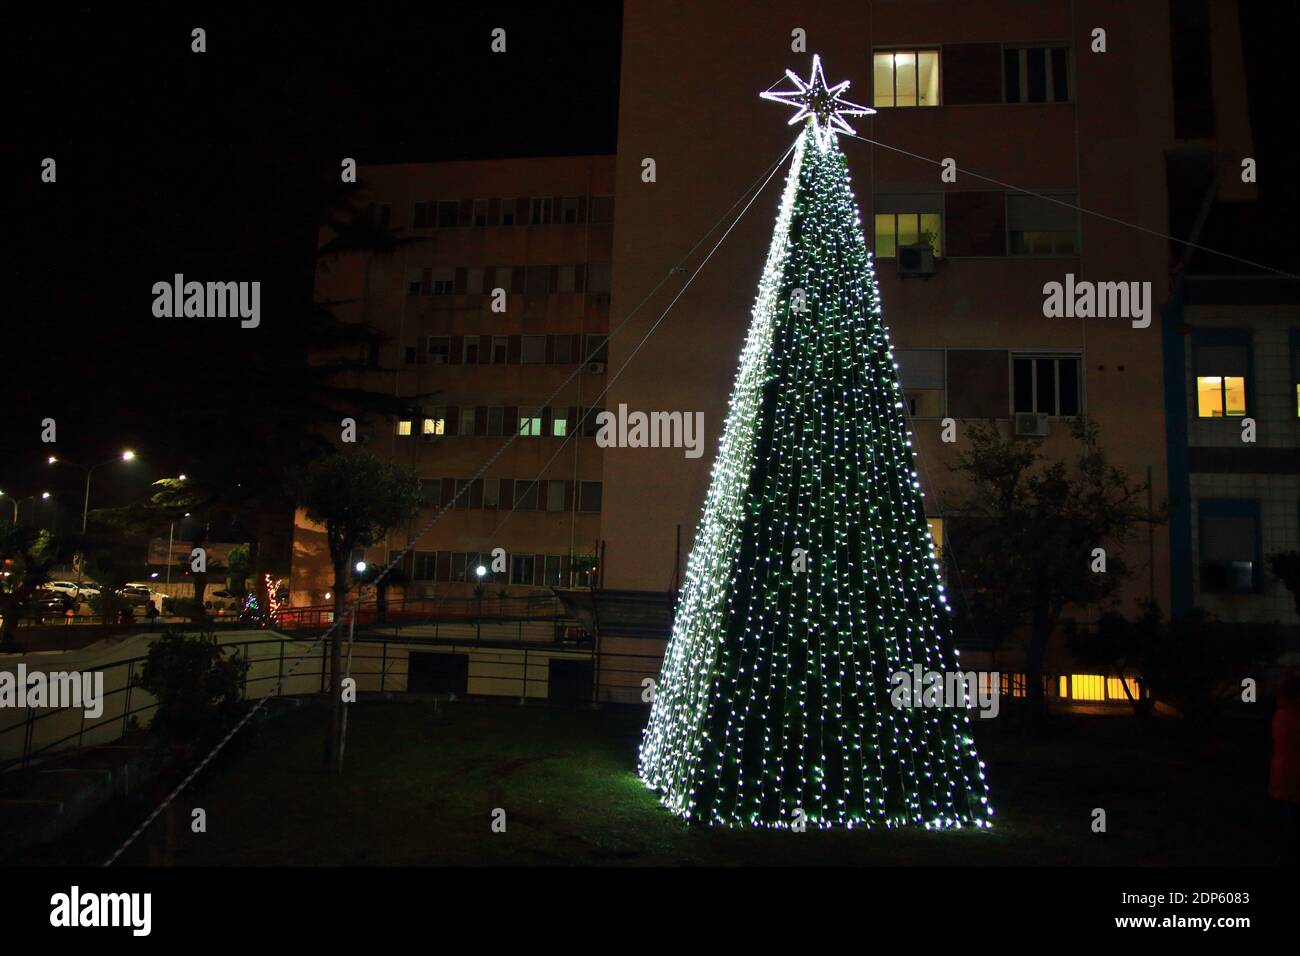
[638,58,992,830]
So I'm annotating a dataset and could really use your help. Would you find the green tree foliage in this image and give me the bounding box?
[135,630,250,745]
[945,418,1160,725]
[289,450,420,771]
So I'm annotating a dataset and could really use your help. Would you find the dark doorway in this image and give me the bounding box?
[548,658,594,702]
[408,652,468,694]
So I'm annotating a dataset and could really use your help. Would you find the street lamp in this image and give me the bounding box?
[0,491,52,525]
[48,449,138,533]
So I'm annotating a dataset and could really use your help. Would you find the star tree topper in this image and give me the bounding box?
[760,54,874,150]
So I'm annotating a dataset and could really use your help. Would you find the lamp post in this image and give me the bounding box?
[48,449,136,533]
[0,491,17,525]
[0,491,52,526]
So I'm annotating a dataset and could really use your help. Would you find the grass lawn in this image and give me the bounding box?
[55,697,1281,866]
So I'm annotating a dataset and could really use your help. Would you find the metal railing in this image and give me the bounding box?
[0,632,667,770]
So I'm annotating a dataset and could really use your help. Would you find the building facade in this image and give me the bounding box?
[291,156,616,608]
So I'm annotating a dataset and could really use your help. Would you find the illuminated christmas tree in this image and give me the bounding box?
[638,57,993,829]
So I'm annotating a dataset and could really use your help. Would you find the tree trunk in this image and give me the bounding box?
[1024,604,1052,728]
[324,561,347,772]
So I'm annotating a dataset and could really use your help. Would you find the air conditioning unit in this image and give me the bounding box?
[587,362,607,374]
[898,243,936,277]
[1013,412,1050,437]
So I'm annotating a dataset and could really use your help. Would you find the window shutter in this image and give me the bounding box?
[454,267,468,294]
[534,555,545,585]
[449,336,464,364]
[508,335,522,363]
[470,479,484,509]
[947,350,1010,418]
[458,198,474,226]
[436,551,451,583]
[1195,345,1249,377]
[515,197,529,222]
[541,407,553,434]
[549,265,560,292]
[941,43,1003,104]
[475,406,489,436]
[550,196,562,223]
[479,335,491,361]
[574,265,586,293]
[503,406,518,434]
[1202,514,1256,561]
[511,266,526,292]
[570,334,582,362]
[500,479,514,507]
[421,267,432,296]
[577,196,588,223]
[488,197,501,223]
[564,480,575,512]
[483,266,496,290]
[545,335,556,363]
[945,192,1007,256]
[445,405,460,436]
[441,478,455,506]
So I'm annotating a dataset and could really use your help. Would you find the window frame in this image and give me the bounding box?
[1001,43,1073,104]
[1197,498,1262,595]
[1009,351,1084,418]
[872,47,943,108]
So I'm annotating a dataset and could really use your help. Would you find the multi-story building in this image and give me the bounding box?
[600,0,1260,701]
[292,156,617,609]
[292,0,1285,703]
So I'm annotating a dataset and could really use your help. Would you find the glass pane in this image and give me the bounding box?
[1224,376,1247,415]
[1035,358,1057,414]
[1197,376,1225,417]
[873,53,895,107]
[1058,359,1079,416]
[897,213,919,247]
[919,213,942,256]
[874,214,897,258]
[918,51,940,105]
[894,52,917,106]
[1004,49,1022,103]
[1026,48,1047,102]
[1013,359,1034,413]
[1050,47,1069,101]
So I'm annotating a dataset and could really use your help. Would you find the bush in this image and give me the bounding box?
[134,629,250,744]
[162,596,206,620]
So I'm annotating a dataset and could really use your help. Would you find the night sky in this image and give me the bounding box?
[3,3,1293,524]
[4,6,623,520]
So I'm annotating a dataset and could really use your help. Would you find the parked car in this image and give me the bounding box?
[121,584,155,606]
[44,580,100,599]
[206,589,242,611]
[32,593,79,617]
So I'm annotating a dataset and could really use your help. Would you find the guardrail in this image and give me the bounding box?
[0,631,666,770]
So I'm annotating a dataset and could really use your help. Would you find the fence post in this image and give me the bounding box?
[122,660,134,738]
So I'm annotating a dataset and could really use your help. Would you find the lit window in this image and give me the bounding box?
[1194,341,1249,418]
[925,517,943,554]
[518,407,543,436]
[873,50,941,108]
[552,412,568,437]
[897,349,945,417]
[1065,675,1106,702]
[396,420,412,437]
[1106,677,1140,701]
[423,416,444,436]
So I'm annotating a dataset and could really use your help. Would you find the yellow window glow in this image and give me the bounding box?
[894,52,917,106]
[897,213,920,247]
[1106,677,1140,700]
[1196,376,1224,417]
[873,53,894,107]
[1069,674,1106,701]
[920,212,942,256]
[874,213,897,258]
[396,420,412,436]
[1224,376,1246,415]
[422,417,444,435]
[918,50,940,105]
[926,517,943,553]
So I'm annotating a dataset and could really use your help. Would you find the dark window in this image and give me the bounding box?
[553,335,573,364]
[526,266,550,293]
[420,479,440,507]
[1007,193,1078,255]
[500,197,516,226]
[585,335,609,363]
[1012,355,1082,416]
[412,552,436,581]
[1199,505,1259,593]
[413,202,430,228]
[404,345,417,365]
[1004,47,1070,103]
[946,350,1010,418]
[944,192,1007,256]
[436,201,458,227]
[428,336,450,363]
[591,196,615,224]
[578,481,603,513]
[514,480,538,510]
[511,555,535,585]
[942,43,1002,105]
